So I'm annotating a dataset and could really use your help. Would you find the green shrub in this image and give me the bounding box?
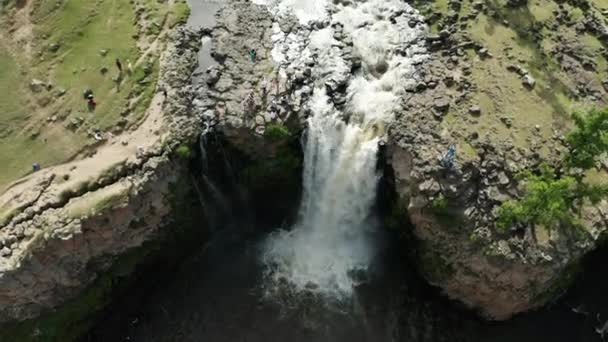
[264,124,290,142]
[174,145,193,160]
[497,166,580,231]
[496,108,608,232]
[431,195,448,211]
[566,109,608,169]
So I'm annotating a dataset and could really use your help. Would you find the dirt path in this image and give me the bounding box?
[0,90,168,218]
[10,0,34,60]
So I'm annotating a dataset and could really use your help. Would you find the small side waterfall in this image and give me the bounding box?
[259,0,428,298]
[197,125,248,230]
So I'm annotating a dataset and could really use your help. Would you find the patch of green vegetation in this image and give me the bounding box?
[431,195,448,211]
[459,141,478,160]
[497,109,608,233]
[93,189,128,213]
[264,123,291,142]
[0,0,177,189]
[429,195,463,228]
[497,166,584,231]
[174,144,193,160]
[241,145,301,188]
[565,109,608,169]
[168,0,191,28]
[66,184,129,218]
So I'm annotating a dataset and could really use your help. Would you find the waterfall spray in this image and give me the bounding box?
[258,0,428,298]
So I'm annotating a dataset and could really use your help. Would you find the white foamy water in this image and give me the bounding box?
[260,0,428,298]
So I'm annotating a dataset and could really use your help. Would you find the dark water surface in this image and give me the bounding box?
[81,216,608,342]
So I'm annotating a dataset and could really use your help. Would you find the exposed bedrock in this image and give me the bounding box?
[201,0,608,320]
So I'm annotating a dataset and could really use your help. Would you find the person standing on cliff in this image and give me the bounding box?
[249,49,257,63]
[116,58,123,73]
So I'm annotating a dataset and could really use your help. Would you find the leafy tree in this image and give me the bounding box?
[566,109,608,169]
[497,108,608,232]
[497,166,579,231]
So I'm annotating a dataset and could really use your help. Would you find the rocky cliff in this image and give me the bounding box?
[1,0,607,328]
[0,27,202,323]
[387,0,608,319]
[199,0,608,320]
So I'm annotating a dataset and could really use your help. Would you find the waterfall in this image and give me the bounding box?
[259,0,428,298]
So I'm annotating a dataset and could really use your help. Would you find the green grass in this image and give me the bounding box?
[0,0,178,190]
[0,47,27,136]
[40,0,140,129]
[0,45,83,188]
[168,0,191,28]
[438,0,604,158]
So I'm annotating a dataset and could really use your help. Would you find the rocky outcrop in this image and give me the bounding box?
[192,0,608,321]
[0,27,202,323]
[196,1,311,158]
[195,0,608,322]
[386,0,608,319]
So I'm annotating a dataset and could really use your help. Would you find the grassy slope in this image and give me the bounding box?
[421,0,607,161]
[0,0,189,190]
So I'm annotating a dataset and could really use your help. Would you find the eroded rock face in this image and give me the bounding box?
[0,158,176,322]
[390,133,607,319]
[202,0,608,321]
[0,27,202,323]
[386,5,608,319]
[195,1,308,158]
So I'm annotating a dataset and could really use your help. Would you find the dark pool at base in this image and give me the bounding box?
[80,215,608,342]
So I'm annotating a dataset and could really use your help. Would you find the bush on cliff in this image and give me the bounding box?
[496,166,595,231]
[566,109,608,169]
[175,145,193,160]
[264,123,291,142]
[497,108,608,232]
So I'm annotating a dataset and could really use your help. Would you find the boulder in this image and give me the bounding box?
[29,79,46,93]
[522,74,536,89]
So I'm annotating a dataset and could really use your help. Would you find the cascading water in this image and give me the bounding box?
[258,0,428,298]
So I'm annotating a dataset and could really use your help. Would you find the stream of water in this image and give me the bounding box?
[259,0,427,300]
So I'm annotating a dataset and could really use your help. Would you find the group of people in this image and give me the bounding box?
[84,57,136,112]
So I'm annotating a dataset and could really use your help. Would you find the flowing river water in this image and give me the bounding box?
[82,0,608,341]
